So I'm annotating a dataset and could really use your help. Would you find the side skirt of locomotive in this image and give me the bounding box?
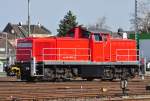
[18,59,140,81]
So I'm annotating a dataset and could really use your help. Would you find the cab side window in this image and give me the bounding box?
[94,34,102,41]
[82,31,90,38]
[103,35,107,41]
[68,31,74,37]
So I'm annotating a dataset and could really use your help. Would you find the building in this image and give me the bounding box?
[0,32,15,71]
[3,22,52,39]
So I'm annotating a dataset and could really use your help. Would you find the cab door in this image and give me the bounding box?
[102,34,111,62]
[90,33,104,62]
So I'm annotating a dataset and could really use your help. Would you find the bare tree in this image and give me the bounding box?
[130,0,150,33]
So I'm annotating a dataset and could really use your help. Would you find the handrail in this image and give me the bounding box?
[16,48,32,60]
[42,48,91,61]
[116,49,139,62]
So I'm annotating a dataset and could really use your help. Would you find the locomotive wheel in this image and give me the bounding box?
[129,68,136,78]
[121,68,129,80]
[43,68,55,81]
[102,68,114,81]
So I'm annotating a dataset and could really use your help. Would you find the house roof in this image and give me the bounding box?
[3,23,51,38]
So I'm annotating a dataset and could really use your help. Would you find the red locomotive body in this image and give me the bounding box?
[16,27,139,81]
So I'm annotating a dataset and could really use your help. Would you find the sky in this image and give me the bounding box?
[0,0,136,34]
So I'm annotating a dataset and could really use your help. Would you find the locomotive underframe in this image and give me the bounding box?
[18,61,140,81]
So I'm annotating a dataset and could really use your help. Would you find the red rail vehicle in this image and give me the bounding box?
[16,26,140,81]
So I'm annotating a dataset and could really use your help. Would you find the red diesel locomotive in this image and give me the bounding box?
[16,27,139,81]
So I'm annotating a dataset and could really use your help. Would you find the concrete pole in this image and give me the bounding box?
[135,0,138,45]
[28,0,31,37]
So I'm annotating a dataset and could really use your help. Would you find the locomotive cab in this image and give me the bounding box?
[66,26,110,42]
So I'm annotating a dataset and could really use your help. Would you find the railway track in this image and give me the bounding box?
[0,76,150,101]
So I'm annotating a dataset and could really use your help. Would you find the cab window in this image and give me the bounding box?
[82,31,90,38]
[68,31,74,37]
[103,34,107,41]
[94,34,102,41]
